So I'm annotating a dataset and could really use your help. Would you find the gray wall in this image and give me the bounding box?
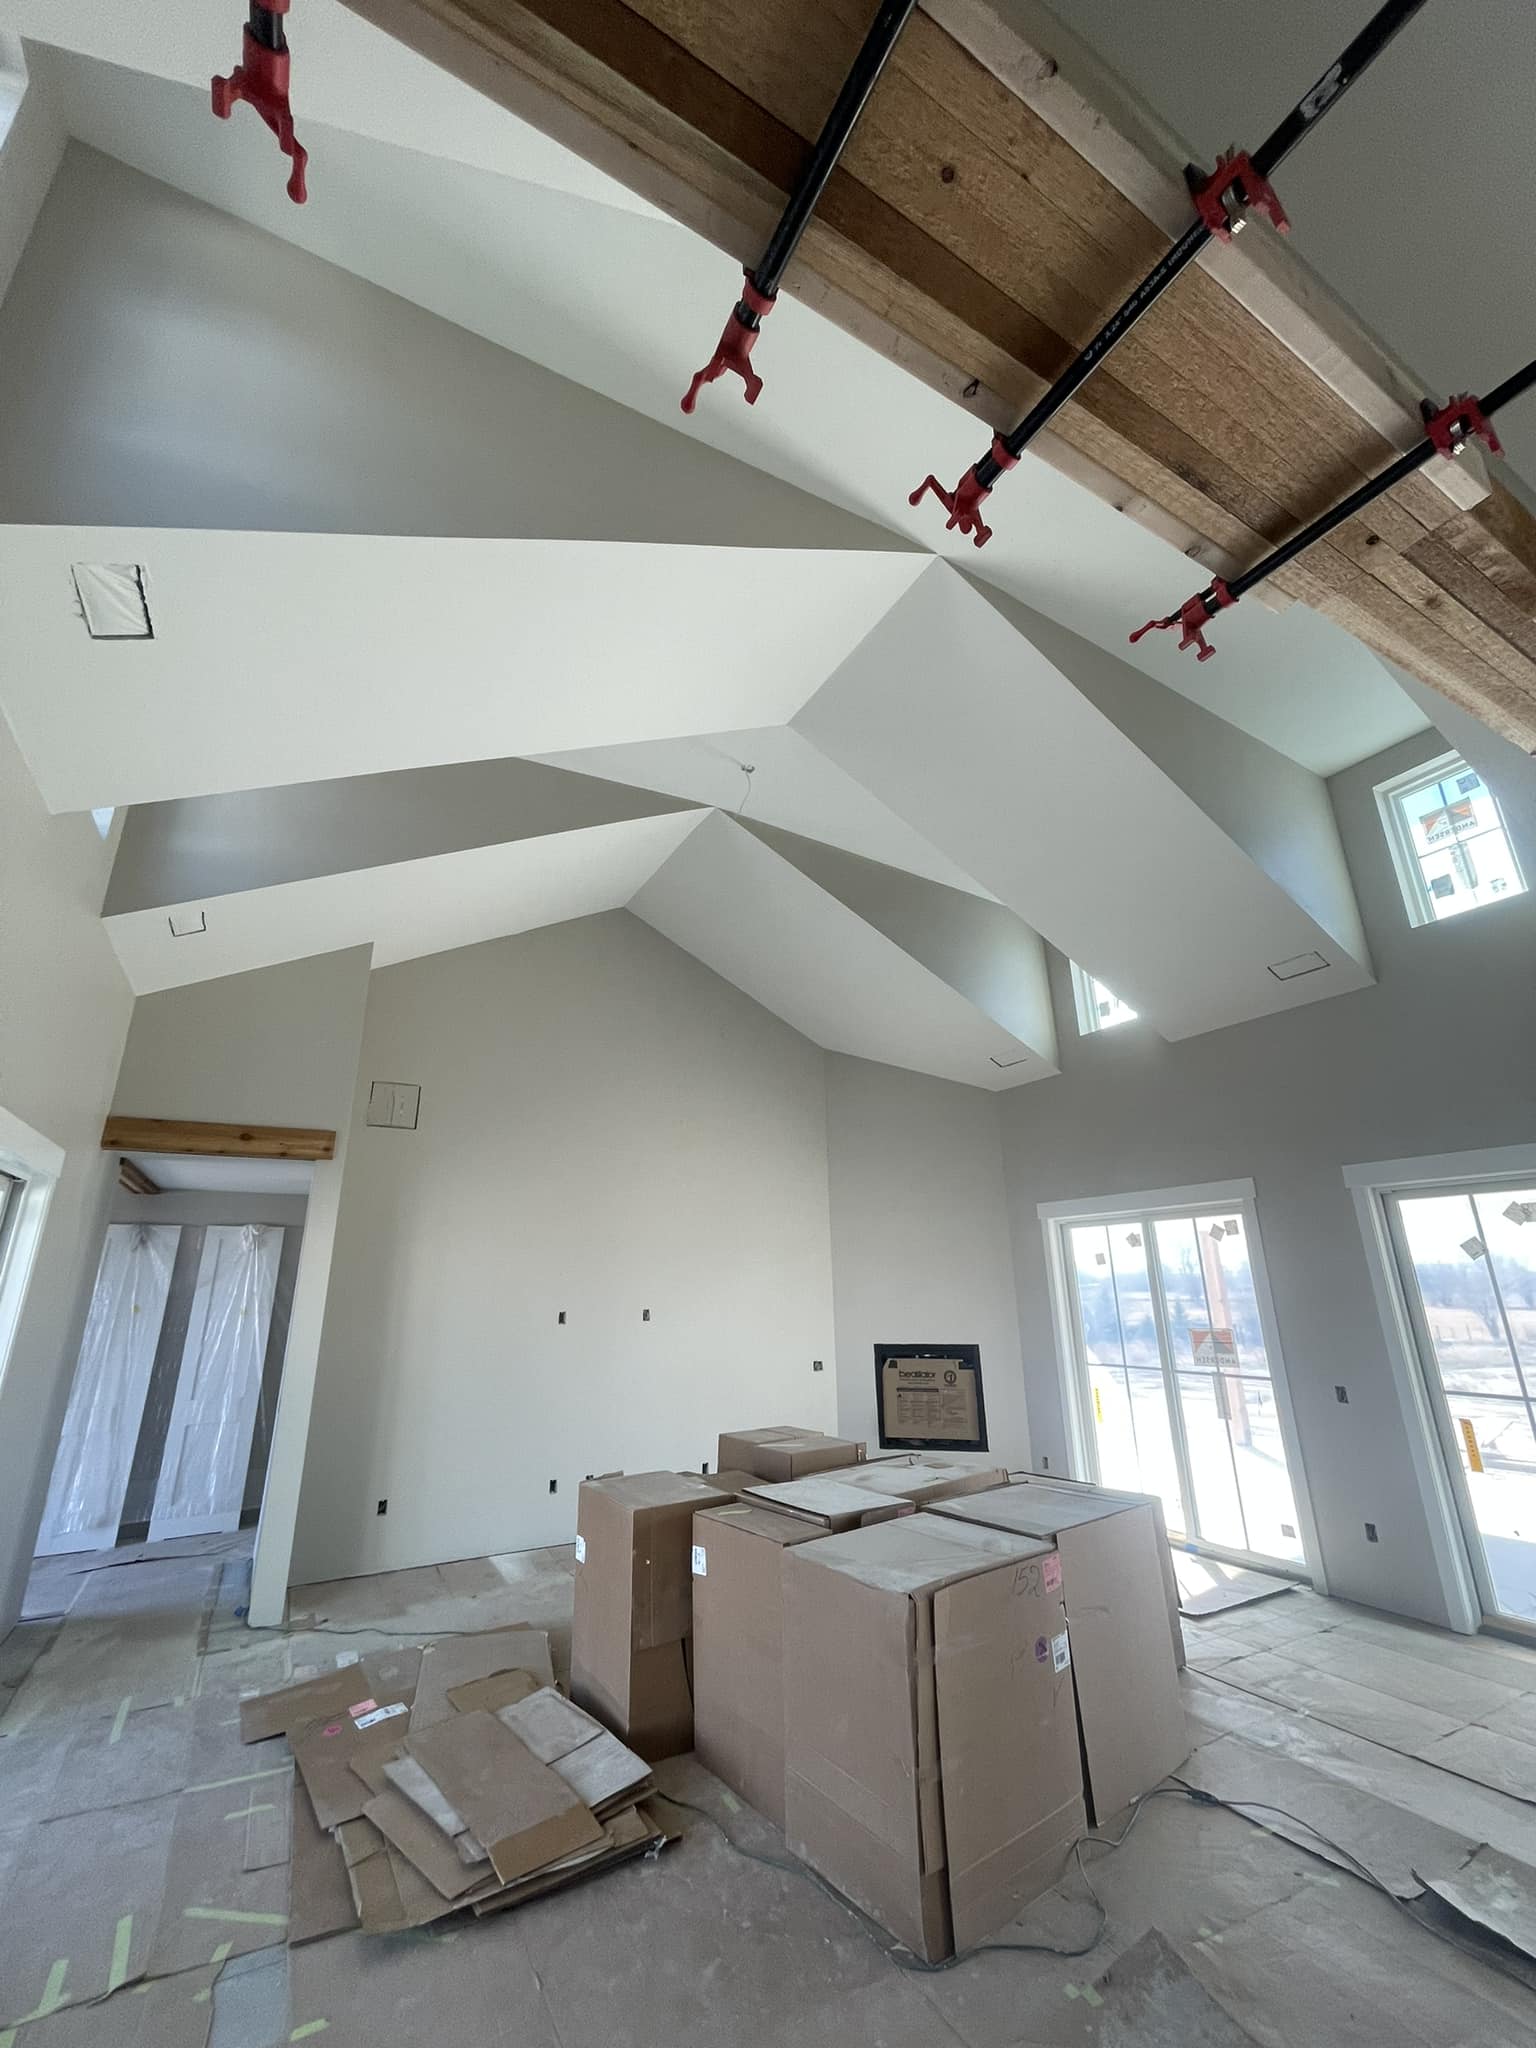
[0,143,905,553]
[1002,725,1536,1626]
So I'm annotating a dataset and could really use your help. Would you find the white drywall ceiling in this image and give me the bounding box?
[104,810,706,993]
[795,565,1376,1040]
[19,37,1427,776]
[0,525,924,810]
[127,1153,314,1194]
[632,813,1050,1088]
[533,726,996,900]
[6,0,657,208]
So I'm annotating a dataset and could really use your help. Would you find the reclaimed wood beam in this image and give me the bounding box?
[102,1117,335,1162]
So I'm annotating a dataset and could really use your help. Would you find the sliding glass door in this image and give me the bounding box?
[1061,1198,1307,1572]
[1387,1184,1536,1627]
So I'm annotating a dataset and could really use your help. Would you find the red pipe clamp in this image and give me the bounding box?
[212,1,309,204]
[1189,151,1288,242]
[908,437,1019,548]
[682,277,777,413]
[1130,578,1237,663]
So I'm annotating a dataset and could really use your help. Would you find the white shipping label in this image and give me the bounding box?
[691,1545,707,1577]
[574,1534,586,1563]
[1051,1631,1071,1674]
[353,1701,408,1730]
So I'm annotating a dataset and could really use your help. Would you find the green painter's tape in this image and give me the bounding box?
[108,1916,134,1992]
[291,2023,330,2040]
[183,1908,288,1927]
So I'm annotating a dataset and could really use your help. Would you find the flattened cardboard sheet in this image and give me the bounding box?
[288,1774,358,1946]
[238,1647,421,1744]
[410,1629,554,1729]
[404,1709,603,1883]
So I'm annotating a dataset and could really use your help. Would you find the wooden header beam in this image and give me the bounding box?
[102,1117,336,1162]
[341,0,1536,750]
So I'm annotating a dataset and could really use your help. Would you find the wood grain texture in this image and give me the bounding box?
[339,0,1536,749]
[102,1117,336,1161]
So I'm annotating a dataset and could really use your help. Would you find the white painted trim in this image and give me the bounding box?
[1344,1144,1536,1192]
[0,1104,63,1406]
[1038,1178,1255,1222]
[1346,1179,1482,1634]
[1036,1178,1325,1589]
[1040,1212,1095,1482]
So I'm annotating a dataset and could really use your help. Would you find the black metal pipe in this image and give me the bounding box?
[248,2,286,54]
[1226,355,1536,602]
[970,0,1430,489]
[751,0,915,300]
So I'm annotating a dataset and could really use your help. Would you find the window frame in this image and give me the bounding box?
[1374,749,1526,928]
[1069,960,1137,1036]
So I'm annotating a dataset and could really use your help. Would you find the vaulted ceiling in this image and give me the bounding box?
[2,0,1506,1093]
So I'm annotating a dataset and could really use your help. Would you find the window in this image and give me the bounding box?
[1070,961,1136,1034]
[1376,751,1526,927]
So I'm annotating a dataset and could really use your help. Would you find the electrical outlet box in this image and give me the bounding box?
[376,1499,388,1516]
[367,1081,421,1130]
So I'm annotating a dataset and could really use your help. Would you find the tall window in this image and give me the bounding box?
[1376,752,1526,926]
[1070,962,1136,1034]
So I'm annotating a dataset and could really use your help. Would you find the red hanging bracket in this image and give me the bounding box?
[1422,393,1504,461]
[212,1,309,205]
[908,437,1018,548]
[1130,577,1237,663]
[681,277,777,413]
[1188,151,1289,242]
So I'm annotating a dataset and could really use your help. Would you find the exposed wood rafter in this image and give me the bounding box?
[341,0,1536,749]
[102,1117,336,1161]
[116,1155,163,1196]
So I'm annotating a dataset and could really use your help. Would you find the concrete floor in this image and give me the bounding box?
[2,1536,1535,2046]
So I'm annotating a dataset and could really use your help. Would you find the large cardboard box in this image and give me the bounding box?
[783,1513,1085,1962]
[1017,1472,1185,1671]
[741,1474,914,1532]
[933,1483,1187,1822]
[690,1503,821,1829]
[570,1470,723,1760]
[716,1427,866,1482]
[847,1454,1008,1505]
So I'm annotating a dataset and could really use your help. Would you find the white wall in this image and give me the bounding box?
[825,1056,1028,1469]
[290,913,838,1582]
[108,948,372,1623]
[1002,726,1536,1627]
[0,724,134,1634]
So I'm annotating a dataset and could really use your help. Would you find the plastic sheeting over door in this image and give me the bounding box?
[149,1224,283,1541]
[35,1224,181,1555]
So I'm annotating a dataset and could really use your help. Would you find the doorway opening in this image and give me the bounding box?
[33,1154,310,1566]
[1385,1180,1536,1630]
[1042,1180,1320,1581]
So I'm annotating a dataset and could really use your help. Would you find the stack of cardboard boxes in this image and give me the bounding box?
[569,1429,1187,1964]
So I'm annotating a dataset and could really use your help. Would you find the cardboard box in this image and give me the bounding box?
[783,1513,1085,1962]
[570,1470,723,1760]
[741,1474,914,1532]
[690,1504,821,1829]
[933,1483,1187,1822]
[1016,1473,1186,1671]
[699,1469,759,1497]
[844,1454,1008,1505]
[716,1427,866,1482]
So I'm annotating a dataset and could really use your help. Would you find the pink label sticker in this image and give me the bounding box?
[348,1699,380,1719]
[1043,1554,1062,1592]
[321,1721,345,1738]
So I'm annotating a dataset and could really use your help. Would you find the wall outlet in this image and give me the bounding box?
[558,1310,567,1325]
[1335,1385,1350,1404]
[1365,1521,1379,1543]
[1040,1455,1050,1471]
[548,1478,557,1494]
[812,1359,824,1372]
[642,1308,651,1322]
[376,1499,388,1516]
